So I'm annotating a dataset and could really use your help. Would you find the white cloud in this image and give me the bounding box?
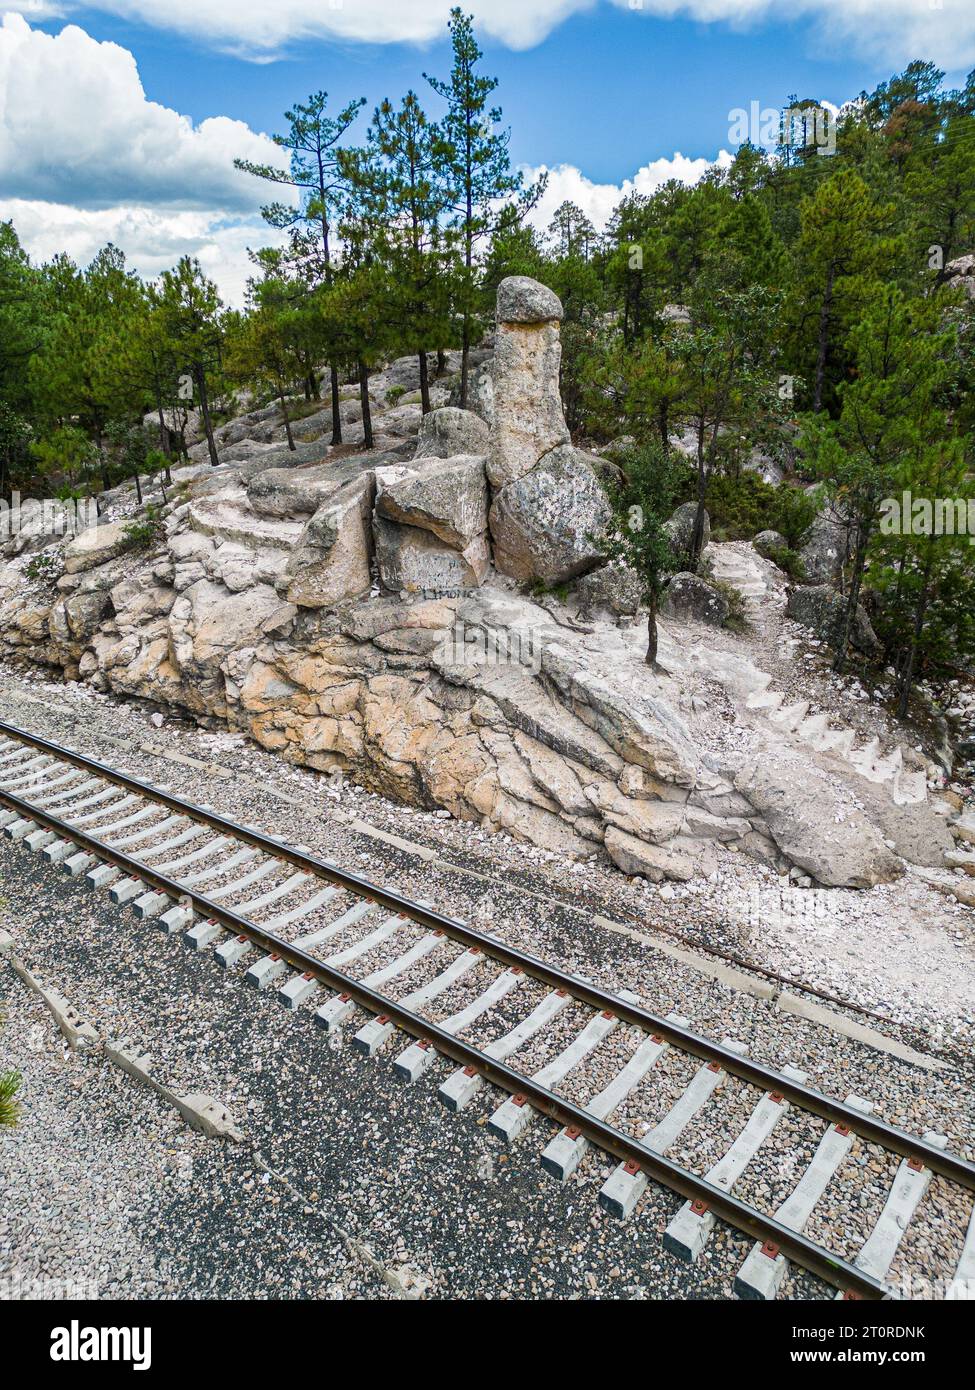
[0,14,295,302]
[33,0,975,68]
[524,150,734,238]
[0,13,287,210]
[0,198,286,302]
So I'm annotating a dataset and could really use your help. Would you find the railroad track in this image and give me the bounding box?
[0,715,973,1301]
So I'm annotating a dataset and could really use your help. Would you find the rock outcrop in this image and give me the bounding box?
[486,278,609,586]
[488,283,569,490]
[664,502,709,559]
[490,445,611,586]
[798,510,847,584]
[661,573,729,627]
[0,275,958,895]
[786,584,880,655]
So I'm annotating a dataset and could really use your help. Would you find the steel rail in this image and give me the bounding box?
[0,776,893,1299]
[1,717,972,1190]
[1,716,973,1205]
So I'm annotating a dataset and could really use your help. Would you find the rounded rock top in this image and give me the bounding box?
[496,276,564,324]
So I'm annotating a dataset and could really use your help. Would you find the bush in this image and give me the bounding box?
[676,468,817,548]
[763,542,807,581]
[122,504,166,551]
[711,578,750,633]
[0,1068,20,1127]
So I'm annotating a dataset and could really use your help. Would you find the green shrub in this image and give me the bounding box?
[0,1068,20,1127]
[678,468,817,548]
[385,385,407,405]
[122,504,166,551]
[764,542,807,581]
[711,578,750,633]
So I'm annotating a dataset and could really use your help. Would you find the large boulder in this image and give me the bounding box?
[447,358,495,424]
[488,276,570,490]
[945,252,975,302]
[375,455,488,549]
[753,529,787,560]
[661,572,729,627]
[798,510,847,584]
[664,502,708,560]
[575,561,643,618]
[414,407,489,460]
[373,516,489,594]
[489,446,611,586]
[786,584,879,654]
[247,459,363,518]
[283,474,375,609]
[496,276,564,324]
[62,520,133,575]
[735,758,903,888]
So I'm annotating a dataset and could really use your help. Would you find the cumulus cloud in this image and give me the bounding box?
[0,197,286,303]
[0,13,287,211]
[523,150,734,238]
[38,0,975,68]
[0,15,296,302]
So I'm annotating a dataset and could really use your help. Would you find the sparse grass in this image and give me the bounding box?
[122,504,166,551]
[526,578,571,604]
[23,551,63,587]
[0,1068,21,1127]
[712,578,750,633]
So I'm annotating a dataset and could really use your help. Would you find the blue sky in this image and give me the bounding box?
[1,1,973,301]
[56,4,966,180]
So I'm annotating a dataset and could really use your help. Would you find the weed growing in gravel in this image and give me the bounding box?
[0,1067,21,1127]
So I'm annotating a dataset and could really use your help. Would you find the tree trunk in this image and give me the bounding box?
[195,368,219,468]
[813,265,835,413]
[418,351,431,414]
[359,362,373,450]
[155,397,169,457]
[658,403,669,451]
[882,553,909,665]
[329,363,342,446]
[690,420,710,564]
[279,391,295,451]
[897,551,934,718]
[831,520,870,674]
[645,596,659,668]
[460,316,470,409]
[133,472,142,505]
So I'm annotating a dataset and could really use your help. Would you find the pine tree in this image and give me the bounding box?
[784,168,896,412]
[599,439,685,667]
[802,285,957,675]
[346,91,455,413]
[235,91,366,444]
[425,8,536,408]
[156,257,224,467]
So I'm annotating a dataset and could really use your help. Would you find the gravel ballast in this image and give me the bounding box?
[0,664,973,1300]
